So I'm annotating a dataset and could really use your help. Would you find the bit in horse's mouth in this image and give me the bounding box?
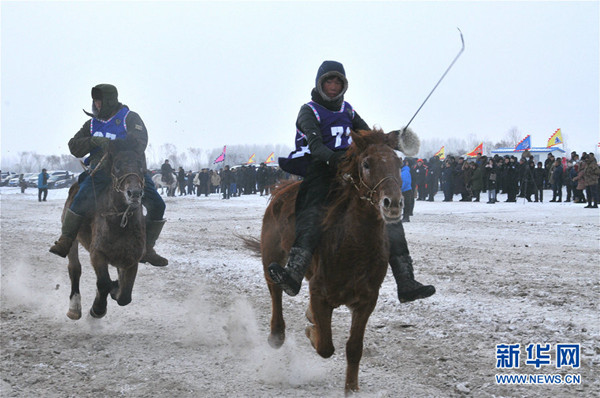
[382,213,402,223]
[128,200,141,209]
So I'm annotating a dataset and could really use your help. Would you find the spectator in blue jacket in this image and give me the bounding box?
[37,168,49,202]
[401,160,413,222]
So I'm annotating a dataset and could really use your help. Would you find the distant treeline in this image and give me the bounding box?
[2,127,574,173]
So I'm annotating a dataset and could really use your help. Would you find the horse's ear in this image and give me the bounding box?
[350,130,369,150]
[108,139,125,154]
[385,130,400,150]
[109,138,139,154]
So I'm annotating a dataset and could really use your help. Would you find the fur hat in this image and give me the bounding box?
[88,84,121,120]
[315,61,348,101]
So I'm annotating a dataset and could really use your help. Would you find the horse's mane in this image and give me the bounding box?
[323,129,390,230]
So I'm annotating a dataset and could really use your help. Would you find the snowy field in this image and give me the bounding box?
[1,185,598,397]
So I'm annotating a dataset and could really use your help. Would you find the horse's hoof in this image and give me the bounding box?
[268,332,285,349]
[68,293,82,320]
[305,306,314,324]
[305,326,317,349]
[344,384,359,396]
[109,281,119,301]
[66,310,81,320]
[116,296,132,306]
[89,307,106,318]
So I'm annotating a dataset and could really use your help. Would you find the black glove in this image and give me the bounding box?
[90,136,110,151]
[327,151,346,169]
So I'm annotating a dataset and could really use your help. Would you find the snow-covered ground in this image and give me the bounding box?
[1,186,598,397]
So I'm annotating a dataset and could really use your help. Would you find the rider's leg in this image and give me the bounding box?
[140,173,169,266]
[387,221,436,303]
[268,161,334,296]
[50,171,110,257]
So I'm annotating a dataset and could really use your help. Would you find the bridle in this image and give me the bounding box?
[111,171,145,193]
[343,164,400,206]
[102,166,145,228]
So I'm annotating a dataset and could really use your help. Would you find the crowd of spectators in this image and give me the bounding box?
[403,150,600,209]
[160,163,288,199]
[155,150,600,209]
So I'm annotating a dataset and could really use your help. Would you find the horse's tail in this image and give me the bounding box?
[235,233,261,257]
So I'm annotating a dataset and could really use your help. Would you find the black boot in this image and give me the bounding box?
[267,247,312,296]
[140,219,168,266]
[390,255,435,303]
[49,209,84,258]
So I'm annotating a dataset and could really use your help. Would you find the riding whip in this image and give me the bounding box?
[405,28,465,129]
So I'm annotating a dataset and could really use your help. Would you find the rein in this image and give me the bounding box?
[101,204,139,228]
[343,167,399,206]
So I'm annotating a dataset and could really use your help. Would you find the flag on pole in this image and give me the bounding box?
[247,154,256,164]
[434,146,446,160]
[265,152,275,164]
[514,135,531,151]
[213,146,226,164]
[547,128,563,147]
[464,142,483,158]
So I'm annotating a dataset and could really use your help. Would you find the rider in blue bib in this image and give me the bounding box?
[49,84,168,266]
[270,61,435,303]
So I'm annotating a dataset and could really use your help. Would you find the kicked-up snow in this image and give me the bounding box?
[1,186,598,397]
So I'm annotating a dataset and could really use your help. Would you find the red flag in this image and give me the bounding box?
[464,142,483,158]
[213,146,226,164]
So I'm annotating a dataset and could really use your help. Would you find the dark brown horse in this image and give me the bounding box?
[63,141,146,320]
[260,129,404,393]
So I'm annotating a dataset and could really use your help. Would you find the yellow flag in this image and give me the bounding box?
[547,128,563,147]
[434,146,445,160]
[265,152,275,164]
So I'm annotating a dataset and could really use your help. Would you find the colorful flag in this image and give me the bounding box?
[464,142,483,158]
[265,152,275,164]
[247,154,256,164]
[547,128,563,147]
[213,146,226,164]
[514,135,531,151]
[434,146,445,160]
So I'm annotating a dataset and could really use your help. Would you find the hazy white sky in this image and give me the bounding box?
[1,0,598,164]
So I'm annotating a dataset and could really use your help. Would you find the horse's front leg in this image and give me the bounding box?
[89,251,111,318]
[113,265,138,306]
[66,241,82,320]
[266,280,286,348]
[345,299,377,394]
[262,226,288,348]
[305,289,334,358]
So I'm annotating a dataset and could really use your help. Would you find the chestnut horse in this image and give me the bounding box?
[260,129,404,393]
[63,140,146,320]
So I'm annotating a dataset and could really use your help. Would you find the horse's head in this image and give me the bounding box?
[107,140,145,208]
[340,129,403,223]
